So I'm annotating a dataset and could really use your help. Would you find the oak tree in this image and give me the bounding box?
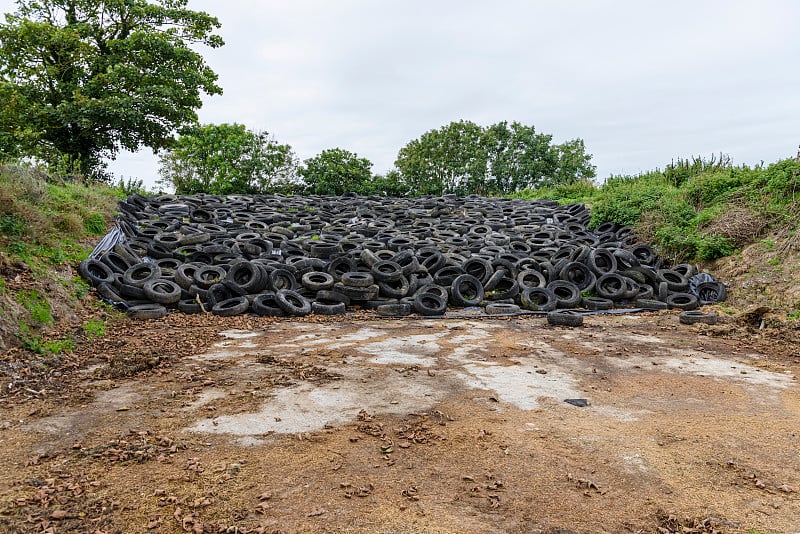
[0,0,223,178]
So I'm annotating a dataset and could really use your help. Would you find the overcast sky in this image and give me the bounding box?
[3,1,799,189]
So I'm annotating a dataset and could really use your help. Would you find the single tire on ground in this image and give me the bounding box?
[678,310,718,325]
[547,310,584,327]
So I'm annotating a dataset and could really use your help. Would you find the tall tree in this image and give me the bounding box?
[395,120,596,196]
[551,138,596,186]
[300,148,373,195]
[483,121,558,192]
[395,120,487,196]
[0,0,223,179]
[158,123,299,195]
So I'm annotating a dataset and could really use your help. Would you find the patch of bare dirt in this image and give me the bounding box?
[1,313,799,533]
[712,230,800,316]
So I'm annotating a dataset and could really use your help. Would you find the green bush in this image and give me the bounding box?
[589,172,674,227]
[516,178,597,204]
[683,168,750,208]
[696,235,735,260]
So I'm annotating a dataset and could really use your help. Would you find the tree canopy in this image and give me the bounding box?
[300,148,374,196]
[395,120,596,196]
[0,0,223,179]
[158,123,298,195]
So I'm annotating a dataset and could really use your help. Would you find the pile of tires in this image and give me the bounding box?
[78,193,726,319]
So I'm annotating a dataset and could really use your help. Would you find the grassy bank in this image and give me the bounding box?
[517,154,800,262]
[0,164,122,353]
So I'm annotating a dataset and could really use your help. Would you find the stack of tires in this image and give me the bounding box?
[78,193,726,319]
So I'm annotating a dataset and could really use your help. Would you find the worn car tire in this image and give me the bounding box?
[547,310,584,327]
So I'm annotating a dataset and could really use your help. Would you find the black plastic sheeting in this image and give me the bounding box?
[88,220,126,260]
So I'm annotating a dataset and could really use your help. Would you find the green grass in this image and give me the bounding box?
[82,318,106,339]
[17,320,75,355]
[514,154,800,263]
[16,289,53,325]
[0,164,120,271]
[0,163,123,353]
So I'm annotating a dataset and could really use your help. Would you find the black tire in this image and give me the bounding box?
[301,271,335,291]
[174,263,201,289]
[414,284,449,300]
[120,262,161,288]
[252,293,285,316]
[449,274,485,307]
[485,275,519,301]
[334,282,379,301]
[100,251,133,274]
[275,289,311,316]
[657,269,689,292]
[118,281,146,300]
[420,252,446,274]
[559,261,596,292]
[212,296,249,316]
[79,258,116,287]
[193,265,226,289]
[462,257,494,285]
[177,299,204,314]
[679,310,718,325]
[377,276,410,299]
[631,244,657,266]
[666,292,699,311]
[371,260,404,282]
[206,283,233,308]
[224,261,265,294]
[433,265,465,286]
[268,268,298,291]
[587,248,617,275]
[634,298,669,310]
[154,257,182,276]
[635,285,655,300]
[359,249,381,267]
[547,280,581,308]
[143,279,182,304]
[392,250,420,276]
[315,289,351,306]
[127,303,168,320]
[413,292,447,316]
[327,256,357,280]
[341,272,375,288]
[517,269,547,289]
[696,281,727,304]
[485,303,521,315]
[595,273,628,301]
[311,300,347,315]
[656,281,669,301]
[519,287,557,312]
[377,303,412,316]
[581,296,613,310]
[112,242,142,265]
[547,310,584,327]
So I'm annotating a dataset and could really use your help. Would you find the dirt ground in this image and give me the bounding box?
[1,311,800,534]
